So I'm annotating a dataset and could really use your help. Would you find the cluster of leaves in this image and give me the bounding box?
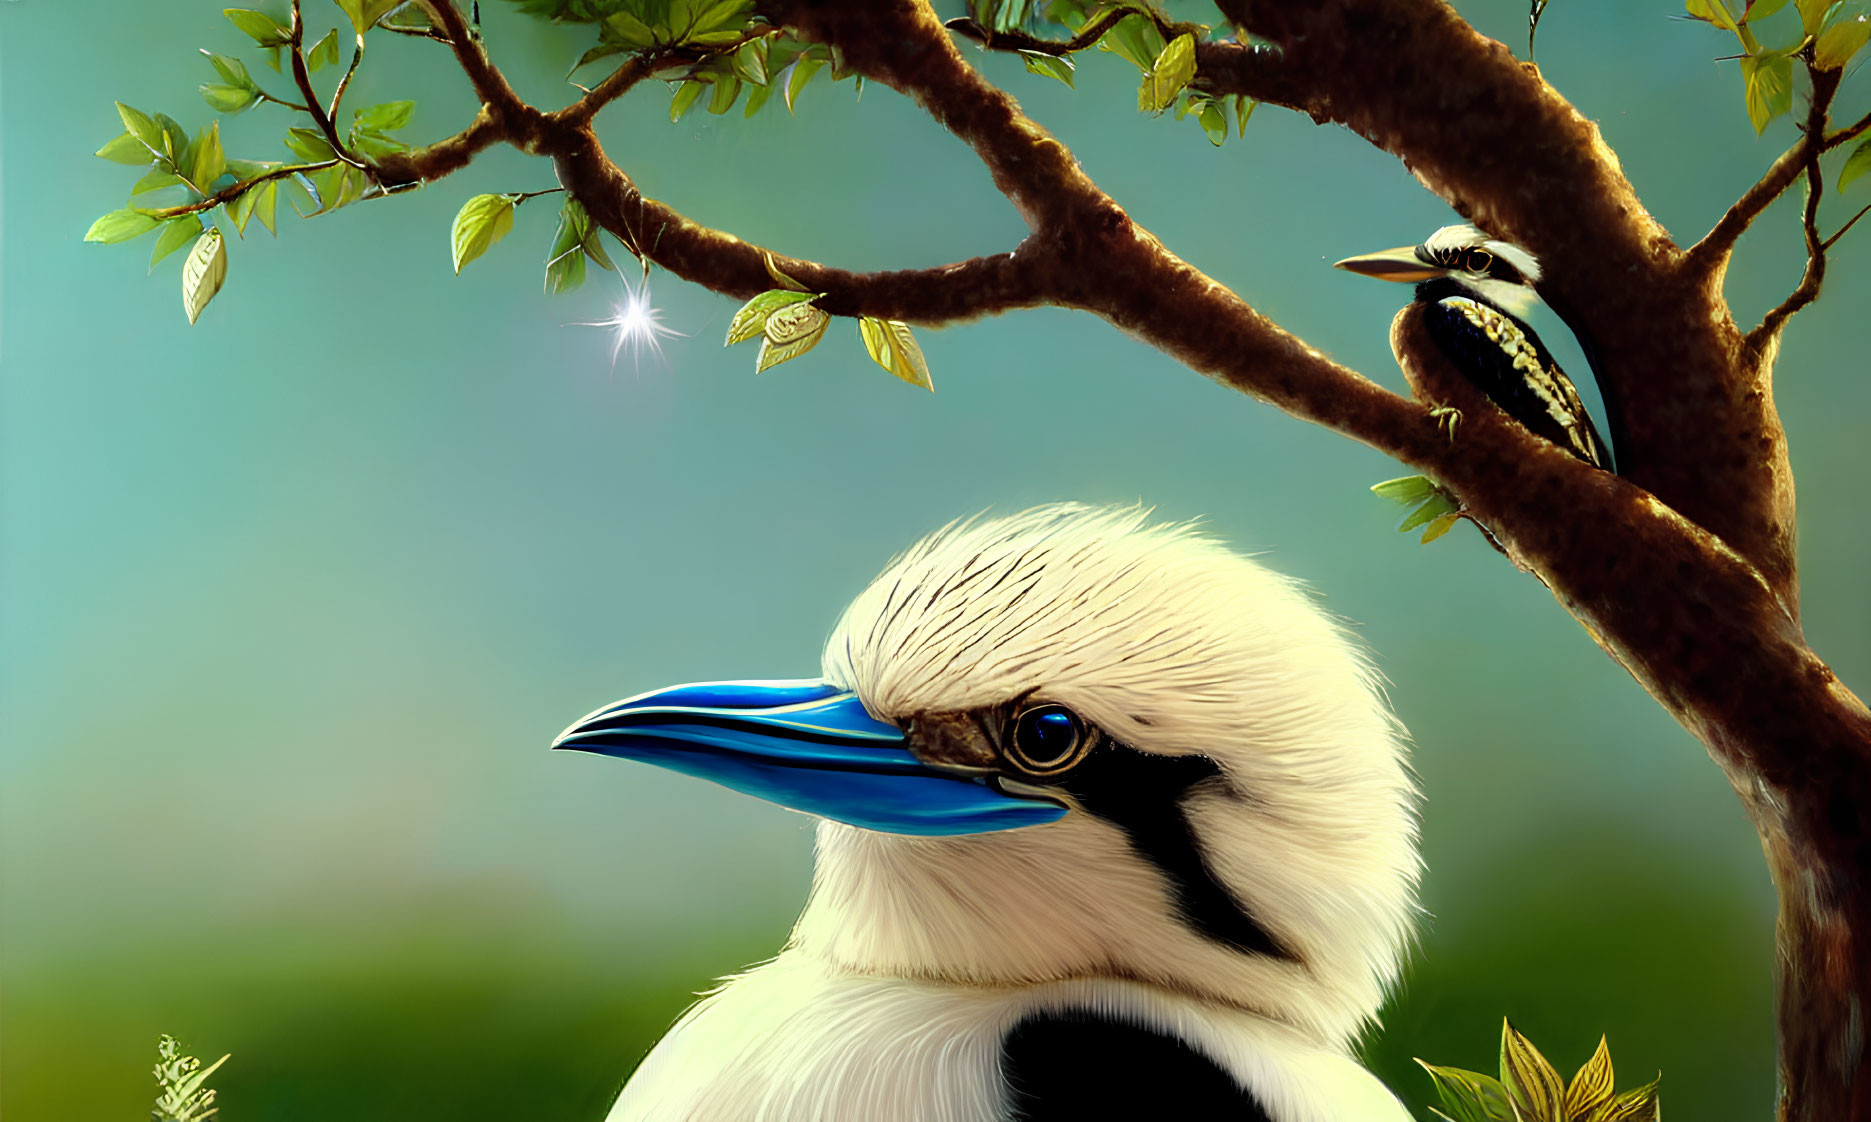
[724,255,934,389]
[152,1034,229,1122]
[84,3,432,323]
[448,190,619,299]
[666,32,864,122]
[1687,0,1870,157]
[1373,474,1462,543]
[970,0,1258,147]
[1418,1021,1659,1122]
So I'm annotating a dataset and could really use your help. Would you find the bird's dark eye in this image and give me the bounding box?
[1464,249,1494,273]
[1005,705,1091,776]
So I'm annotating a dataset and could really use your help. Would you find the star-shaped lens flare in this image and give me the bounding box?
[573,267,684,368]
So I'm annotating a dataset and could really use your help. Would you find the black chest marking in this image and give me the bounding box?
[1045,743,1292,960]
[1000,1008,1276,1122]
[1414,280,1611,470]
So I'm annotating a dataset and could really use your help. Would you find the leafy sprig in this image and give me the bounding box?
[1419,1020,1660,1122]
[152,1034,229,1122]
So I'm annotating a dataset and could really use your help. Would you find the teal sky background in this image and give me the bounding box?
[4,1,1868,1118]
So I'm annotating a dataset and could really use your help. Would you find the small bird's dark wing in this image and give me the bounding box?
[999,1009,1275,1121]
[1422,295,1611,470]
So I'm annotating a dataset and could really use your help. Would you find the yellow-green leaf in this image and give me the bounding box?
[1815,3,1871,68]
[857,317,933,390]
[785,57,824,111]
[1020,50,1075,87]
[1586,1079,1660,1122]
[451,193,516,274]
[254,180,280,234]
[1501,1020,1565,1122]
[1687,0,1742,33]
[763,251,809,292]
[1372,475,1438,506]
[224,8,287,44]
[97,132,155,164]
[755,301,828,371]
[116,102,165,155]
[708,75,743,114]
[727,289,819,345]
[1420,512,1460,543]
[1747,0,1793,19]
[1416,1061,1513,1122]
[671,80,706,123]
[1139,33,1196,113]
[1798,0,1831,32]
[1563,1036,1616,1119]
[150,216,204,268]
[1198,100,1227,146]
[84,208,159,244]
[1841,137,1871,190]
[181,227,228,324]
[1740,51,1793,133]
[191,121,227,191]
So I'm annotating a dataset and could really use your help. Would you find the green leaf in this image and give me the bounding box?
[1234,95,1257,137]
[132,168,187,195]
[762,251,809,292]
[708,75,743,114]
[1686,0,1742,33]
[785,57,824,111]
[1398,492,1460,532]
[1371,475,1439,506]
[284,126,338,162]
[545,196,609,295]
[201,83,259,112]
[451,193,517,274]
[1841,136,1871,190]
[671,80,706,122]
[116,102,165,155]
[603,11,659,48]
[1815,2,1870,67]
[1419,512,1461,543]
[150,215,205,268]
[224,8,287,44]
[306,164,368,215]
[545,242,587,293]
[308,28,342,71]
[181,227,229,324]
[1020,50,1076,86]
[1587,1079,1660,1122]
[1746,0,1792,19]
[257,180,281,233]
[726,288,819,345]
[1740,50,1793,133]
[1797,0,1831,32]
[96,132,155,165]
[84,208,160,244]
[1500,1021,1565,1122]
[156,113,191,166]
[1139,33,1197,113]
[191,121,228,189]
[1416,1061,1514,1122]
[1562,1037,1616,1120]
[1099,12,1166,71]
[743,79,774,117]
[733,38,769,84]
[351,130,409,159]
[755,300,829,371]
[693,0,755,34]
[354,100,415,132]
[336,0,404,34]
[858,317,934,390]
[201,50,255,89]
[1198,99,1226,145]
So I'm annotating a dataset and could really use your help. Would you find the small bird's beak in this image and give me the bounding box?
[553,679,1067,836]
[1332,245,1445,283]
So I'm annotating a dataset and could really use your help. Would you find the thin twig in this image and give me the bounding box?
[140,161,338,219]
[1824,107,1871,151]
[1747,62,1838,351]
[1688,65,1841,274]
[378,23,452,43]
[1822,202,1871,251]
[328,39,364,121]
[942,9,1131,55]
[288,0,366,168]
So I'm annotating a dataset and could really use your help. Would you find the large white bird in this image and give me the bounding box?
[555,506,1421,1121]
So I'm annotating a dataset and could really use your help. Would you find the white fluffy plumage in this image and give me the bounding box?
[609,505,1421,1122]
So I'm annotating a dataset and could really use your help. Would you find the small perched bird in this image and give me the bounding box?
[1335,223,1613,470]
[556,506,1420,1121]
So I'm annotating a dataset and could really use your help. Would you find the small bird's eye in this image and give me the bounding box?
[1006,705,1091,776]
[1464,249,1494,273]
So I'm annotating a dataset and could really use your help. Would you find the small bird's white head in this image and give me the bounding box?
[1337,222,1544,317]
[793,505,1421,1050]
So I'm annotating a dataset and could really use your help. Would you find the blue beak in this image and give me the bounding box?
[552,679,1066,836]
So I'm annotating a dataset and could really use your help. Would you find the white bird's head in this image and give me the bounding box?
[556,505,1420,1050]
[1334,222,1544,316]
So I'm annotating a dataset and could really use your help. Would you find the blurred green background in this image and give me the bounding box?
[4,0,1867,1117]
